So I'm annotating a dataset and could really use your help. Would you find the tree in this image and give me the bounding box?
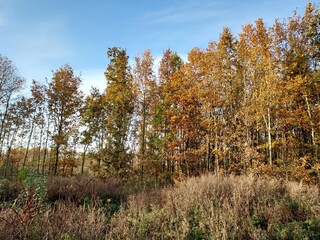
[30,80,47,173]
[47,65,83,175]
[166,48,206,176]
[134,50,162,176]
[80,87,107,173]
[21,80,46,169]
[158,49,182,178]
[104,47,134,174]
[243,19,278,166]
[272,4,320,170]
[0,55,24,159]
[203,27,243,172]
[2,97,27,176]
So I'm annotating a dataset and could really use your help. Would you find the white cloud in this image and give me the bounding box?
[153,55,162,74]
[79,69,106,94]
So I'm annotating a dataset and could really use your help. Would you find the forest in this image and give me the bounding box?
[0,2,319,239]
[0,3,319,183]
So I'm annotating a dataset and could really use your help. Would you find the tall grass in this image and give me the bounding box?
[0,173,319,239]
[0,201,107,240]
[107,174,320,239]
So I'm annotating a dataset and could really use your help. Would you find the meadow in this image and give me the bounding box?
[0,172,319,239]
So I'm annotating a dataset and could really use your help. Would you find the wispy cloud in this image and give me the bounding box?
[135,1,230,55]
[141,1,225,26]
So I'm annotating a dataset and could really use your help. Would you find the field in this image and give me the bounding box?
[0,172,319,239]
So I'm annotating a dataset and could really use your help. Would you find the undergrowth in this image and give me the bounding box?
[107,174,320,239]
[0,170,319,239]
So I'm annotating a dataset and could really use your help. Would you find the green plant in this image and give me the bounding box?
[187,204,207,240]
[273,219,320,240]
[62,233,78,240]
[14,168,47,205]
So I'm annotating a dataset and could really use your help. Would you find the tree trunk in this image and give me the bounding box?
[0,92,12,158]
[305,96,317,158]
[4,127,19,176]
[81,145,88,174]
[53,116,63,175]
[214,115,219,175]
[207,134,211,171]
[53,143,60,176]
[264,107,272,166]
[23,118,35,167]
[42,116,50,174]
[37,124,44,174]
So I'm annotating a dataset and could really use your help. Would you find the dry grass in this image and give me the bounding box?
[0,174,122,239]
[0,178,22,202]
[1,173,319,239]
[0,200,108,240]
[46,175,126,204]
[107,174,320,239]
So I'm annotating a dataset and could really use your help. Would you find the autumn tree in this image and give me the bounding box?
[20,80,46,170]
[0,55,24,160]
[271,4,320,174]
[165,48,207,176]
[2,97,27,175]
[29,80,47,173]
[299,3,320,160]
[203,27,243,173]
[158,49,182,178]
[134,49,163,178]
[104,47,134,174]
[240,19,279,166]
[80,87,107,173]
[47,65,83,175]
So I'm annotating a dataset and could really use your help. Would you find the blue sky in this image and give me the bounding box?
[0,0,313,92]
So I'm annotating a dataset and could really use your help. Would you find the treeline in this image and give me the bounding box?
[0,3,319,183]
